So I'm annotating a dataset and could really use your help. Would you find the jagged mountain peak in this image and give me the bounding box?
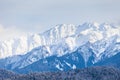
[0,22,119,59]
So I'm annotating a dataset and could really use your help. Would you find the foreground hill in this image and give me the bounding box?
[0,69,18,80]
[0,66,120,80]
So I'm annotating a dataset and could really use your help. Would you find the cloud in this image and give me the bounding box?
[0,24,4,32]
[0,24,29,41]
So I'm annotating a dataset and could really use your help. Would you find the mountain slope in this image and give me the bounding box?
[15,45,120,74]
[15,50,85,73]
[94,52,120,68]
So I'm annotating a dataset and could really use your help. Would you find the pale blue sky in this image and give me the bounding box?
[0,0,120,40]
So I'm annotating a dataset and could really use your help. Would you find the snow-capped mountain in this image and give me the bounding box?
[0,24,76,59]
[0,23,119,59]
[0,22,120,73]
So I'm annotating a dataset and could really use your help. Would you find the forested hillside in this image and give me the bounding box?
[0,66,120,80]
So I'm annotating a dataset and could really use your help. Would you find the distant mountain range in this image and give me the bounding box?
[0,22,119,73]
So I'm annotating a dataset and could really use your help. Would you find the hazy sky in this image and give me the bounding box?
[0,0,120,41]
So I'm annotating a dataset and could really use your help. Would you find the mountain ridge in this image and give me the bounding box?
[0,22,119,73]
[0,22,119,59]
